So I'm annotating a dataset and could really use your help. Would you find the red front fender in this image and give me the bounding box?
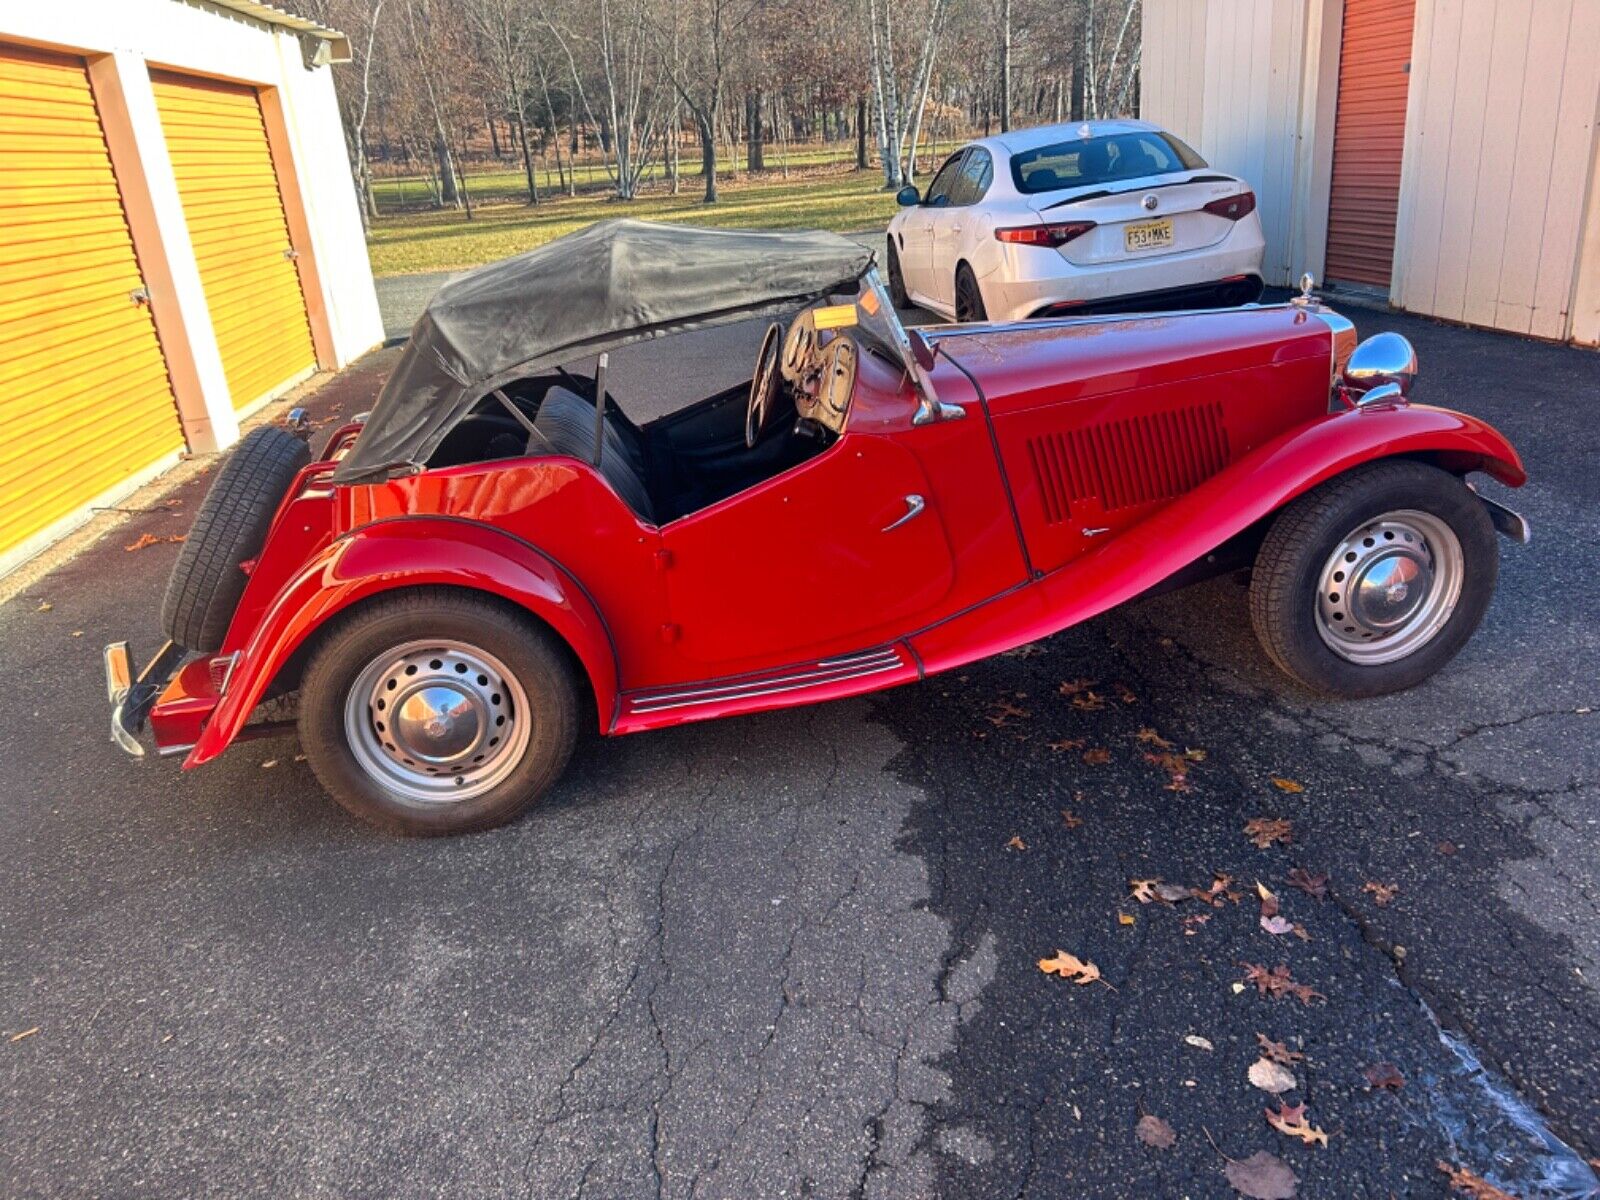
[185,518,620,767]
[911,402,1525,674]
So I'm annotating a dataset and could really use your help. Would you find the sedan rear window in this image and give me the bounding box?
[1010,132,1207,194]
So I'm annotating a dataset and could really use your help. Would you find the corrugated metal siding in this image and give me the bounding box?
[1393,0,1600,339]
[0,42,183,563]
[150,70,314,411]
[1324,0,1415,288]
[1141,0,1310,285]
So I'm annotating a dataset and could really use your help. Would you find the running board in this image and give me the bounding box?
[615,645,918,732]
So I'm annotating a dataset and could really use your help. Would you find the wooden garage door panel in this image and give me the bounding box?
[150,70,315,412]
[0,42,184,564]
[1324,0,1416,289]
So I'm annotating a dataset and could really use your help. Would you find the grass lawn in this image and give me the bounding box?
[365,164,901,277]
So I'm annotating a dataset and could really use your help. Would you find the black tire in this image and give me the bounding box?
[1248,460,1498,697]
[955,264,988,322]
[886,238,910,309]
[161,427,310,653]
[298,590,579,836]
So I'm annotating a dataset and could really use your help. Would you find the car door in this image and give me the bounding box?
[660,434,956,668]
[898,151,966,303]
[929,147,994,312]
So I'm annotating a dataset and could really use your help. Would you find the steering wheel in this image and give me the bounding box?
[745,321,785,449]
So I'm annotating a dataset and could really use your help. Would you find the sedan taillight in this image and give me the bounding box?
[1202,190,1256,220]
[995,221,1096,248]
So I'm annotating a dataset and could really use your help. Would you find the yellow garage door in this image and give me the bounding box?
[150,70,315,412]
[0,43,185,567]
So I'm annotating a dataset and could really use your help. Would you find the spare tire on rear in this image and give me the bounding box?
[161,426,311,653]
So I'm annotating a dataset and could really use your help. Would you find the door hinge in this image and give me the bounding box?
[128,287,151,307]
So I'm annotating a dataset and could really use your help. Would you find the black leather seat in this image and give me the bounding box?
[532,387,655,523]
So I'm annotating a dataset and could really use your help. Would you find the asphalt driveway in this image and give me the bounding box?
[2,295,1597,1199]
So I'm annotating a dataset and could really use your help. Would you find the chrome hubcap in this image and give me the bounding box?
[1315,510,1464,665]
[344,639,530,803]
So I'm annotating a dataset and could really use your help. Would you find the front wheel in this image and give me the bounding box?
[1249,461,1498,697]
[298,591,579,835]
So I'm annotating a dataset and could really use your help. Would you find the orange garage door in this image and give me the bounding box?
[150,70,316,412]
[1323,0,1416,289]
[0,43,185,568]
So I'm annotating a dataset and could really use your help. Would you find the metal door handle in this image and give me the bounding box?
[883,494,925,532]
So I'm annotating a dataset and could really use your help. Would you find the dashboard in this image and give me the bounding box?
[780,308,858,435]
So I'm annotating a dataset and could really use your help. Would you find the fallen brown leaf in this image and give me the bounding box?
[1057,677,1097,696]
[124,532,186,552]
[1038,950,1102,986]
[1155,882,1193,904]
[1437,840,1458,856]
[1135,1113,1176,1150]
[1130,879,1162,904]
[1270,777,1305,794]
[1183,913,1211,935]
[1265,1101,1328,1147]
[1183,1034,1214,1051]
[1082,747,1112,765]
[1363,881,1400,907]
[1285,868,1328,900]
[1244,818,1294,849]
[1117,911,1135,926]
[1070,691,1107,712]
[1224,1150,1298,1199]
[1135,727,1175,749]
[1257,882,1280,918]
[1005,835,1027,851]
[1363,1062,1405,1091]
[1238,963,1324,1006]
[1248,1056,1298,1094]
[1184,747,1207,763]
[1256,1034,1304,1065]
[1193,873,1237,907]
[1048,738,1085,753]
[1437,1162,1517,1200]
[986,698,1031,727]
[1260,915,1297,937]
[1114,683,1138,704]
[36,601,53,612]
[1061,810,1083,829]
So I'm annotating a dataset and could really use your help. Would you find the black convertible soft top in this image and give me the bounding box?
[334,219,875,482]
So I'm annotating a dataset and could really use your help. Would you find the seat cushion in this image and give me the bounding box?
[533,387,655,522]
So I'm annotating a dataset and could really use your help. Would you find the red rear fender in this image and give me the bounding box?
[184,518,619,766]
[910,402,1525,674]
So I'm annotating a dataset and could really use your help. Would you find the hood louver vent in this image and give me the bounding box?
[1027,402,1231,523]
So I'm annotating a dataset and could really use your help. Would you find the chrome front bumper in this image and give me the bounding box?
[1473,489,1532,544]
[104,640,185,757]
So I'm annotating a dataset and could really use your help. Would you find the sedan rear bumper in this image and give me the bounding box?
[1027,275,1264,318]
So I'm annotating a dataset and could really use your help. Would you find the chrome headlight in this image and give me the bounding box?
[1342,332,1417,405]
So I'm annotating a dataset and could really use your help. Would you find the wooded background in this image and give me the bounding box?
[298,0,1143,219]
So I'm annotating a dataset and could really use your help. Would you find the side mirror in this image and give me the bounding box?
[1342,331,1417,403]
[895,184,921,207]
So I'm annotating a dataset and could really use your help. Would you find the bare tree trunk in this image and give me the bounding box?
[434,125,460,207]
[516,106,539,204]
[999,0,1012,132]
[698,111,718,202]
[745,89,765,172]
[855,94,868,170]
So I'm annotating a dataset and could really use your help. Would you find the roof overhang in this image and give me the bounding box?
[194,0,352,64]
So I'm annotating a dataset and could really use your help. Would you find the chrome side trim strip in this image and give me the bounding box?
[629,659,905,714]
[627,649,906,714]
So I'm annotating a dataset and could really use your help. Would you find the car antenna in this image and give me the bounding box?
[592,353,608,468]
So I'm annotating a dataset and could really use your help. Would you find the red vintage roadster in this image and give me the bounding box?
[106,220,1528,834]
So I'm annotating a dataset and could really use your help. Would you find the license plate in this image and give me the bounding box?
[1124,219,1174,252]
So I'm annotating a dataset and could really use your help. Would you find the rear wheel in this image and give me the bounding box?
[955,264,988,322]
[1249,461,1498,697]
[298,591,579,835]
[886,238,910,309]
[161,426,310,653]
